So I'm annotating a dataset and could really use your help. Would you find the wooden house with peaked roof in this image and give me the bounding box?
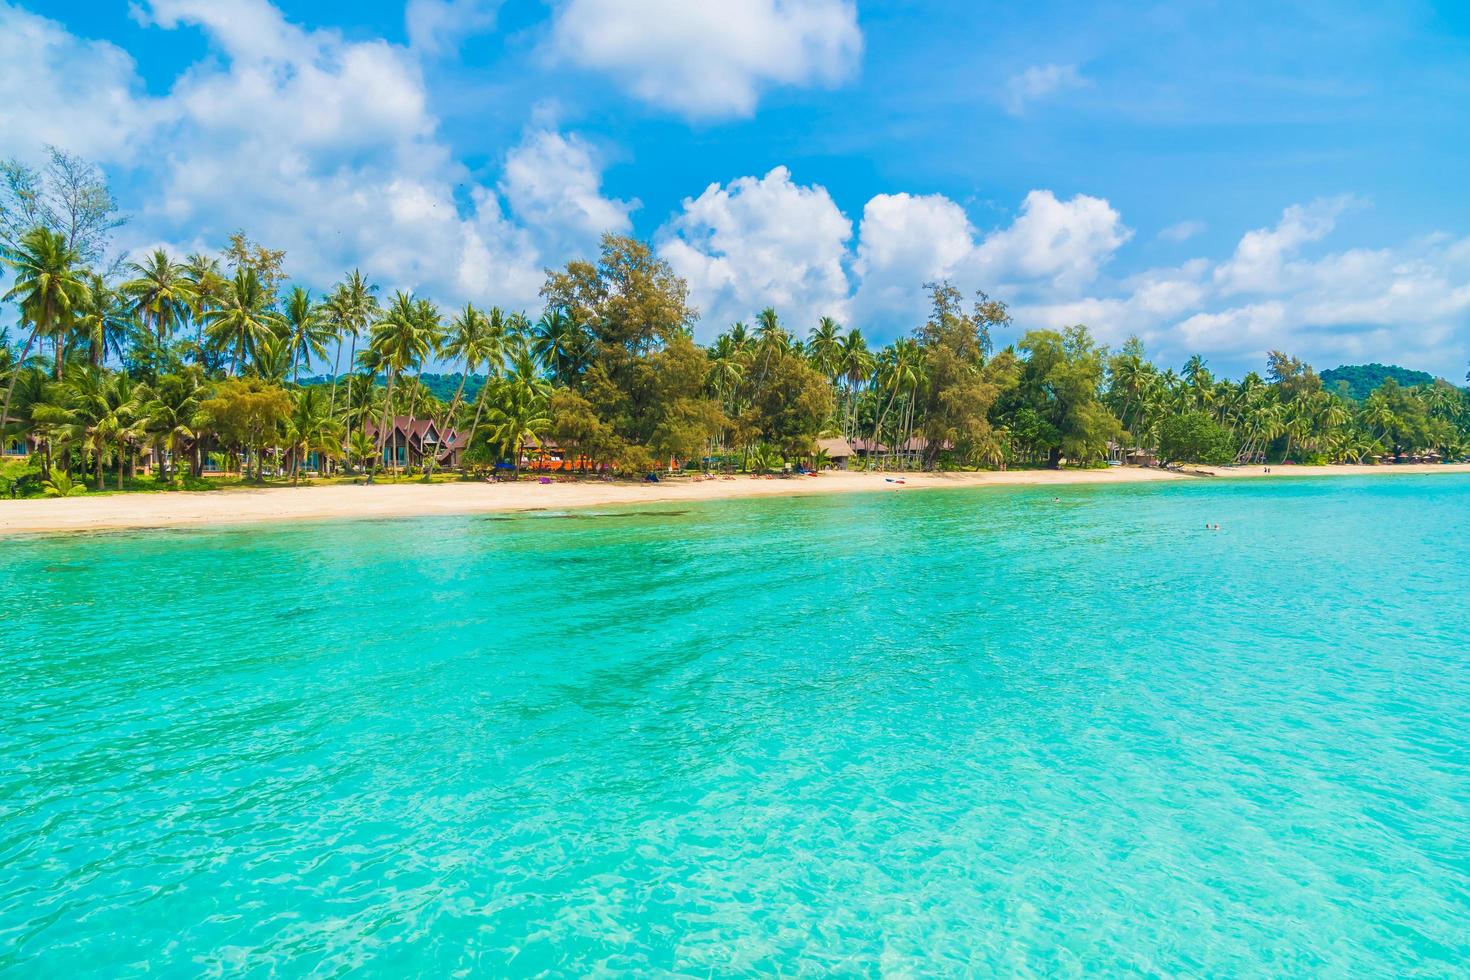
[361,416,464,469]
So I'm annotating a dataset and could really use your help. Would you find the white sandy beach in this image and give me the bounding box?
[3,463,1468,536]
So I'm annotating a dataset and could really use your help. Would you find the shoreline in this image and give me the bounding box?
[3,463,1469,537]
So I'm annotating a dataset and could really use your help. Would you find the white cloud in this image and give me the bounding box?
[1213,197,1352,294]
[1019,208,1470,374]
[405,0,502,56]
[6,0,632,315]
[1159,220,1205,243]
[548,0,862,118]
[0,2,161,164]
[657,167,853,332]
[660,176,1134,339]
[972,190,1132,292]
[500,129,636,259]
[1004,63,1091,115]
[851,192,977,326]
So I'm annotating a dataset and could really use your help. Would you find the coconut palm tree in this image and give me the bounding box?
[483,351,552,477]
[281,286,333,381]
[807,316,844,383]
[2,228,90,420]
[122,249,195,345]
[203,268,282,376]
[439,304,496,455]
[838,327,873,441]
[346,429,377,478]
[464,306,510,454]
[182,252,227,361]
[870,339,922,467]
[75,273,132,368]
[143,369,206,480]
[65,367,145,490]
[366,291,442,473]
[533,307,588,386]
[283,385,341,484]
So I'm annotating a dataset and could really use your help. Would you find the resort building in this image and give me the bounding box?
[362,417,463,469]
[816,437,855,470]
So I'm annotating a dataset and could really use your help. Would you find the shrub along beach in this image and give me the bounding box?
[4,152,1470,520]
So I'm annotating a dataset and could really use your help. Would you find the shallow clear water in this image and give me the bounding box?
[3,476,1470,975]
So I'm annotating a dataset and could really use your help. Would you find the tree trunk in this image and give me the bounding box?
[466,382,489,461]
[327,339,345,441]
[0,326,40,434]
[378,368,397,476]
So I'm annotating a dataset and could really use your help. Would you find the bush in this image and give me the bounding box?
[1158,411,1236,464]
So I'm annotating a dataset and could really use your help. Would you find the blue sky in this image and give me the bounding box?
[6,0,1470,377]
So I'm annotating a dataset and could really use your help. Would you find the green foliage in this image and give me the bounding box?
[42,471,86,497]
[1321,363,1439,401]
[1158,411,1237,464]
[1010,326,1121,467]
[4,155,1469,496]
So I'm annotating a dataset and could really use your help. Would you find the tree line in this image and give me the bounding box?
[4,151,1470,497]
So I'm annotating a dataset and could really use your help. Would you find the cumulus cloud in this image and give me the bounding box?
[851,192,977,323]
[972,190,1131,291]
[7,0,632,313]
[500,129,636,258]
[1213,196,1352,294]
[661,166,1470,373]
[659,174,1135,340]
[657,167,853,330]
[0,2,160,163]
[1019,209,1470,374]
[1004,63,1091,115]
[548,0,862,118]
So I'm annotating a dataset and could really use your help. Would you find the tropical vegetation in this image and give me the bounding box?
[4,150,1470,498]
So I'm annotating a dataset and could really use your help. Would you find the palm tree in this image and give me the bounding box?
[870,339,921,467]
[465,306,510,454]
[366,291,442,473]
[143,369,206,480]
[251,333,294,384]
[122,249,195,345]
[283,385,341,484]
[347,429,378,478]
[281,286,333,381]
[203,268,282,376]
[807,316,844,382]
[2,228,90,425]
[76,273,132,368]
[182,252,227,359]
[484,350,552,478]
[326,270,379,437]
[66,367,145,490]
[439,304,498,455]
[533,307,588,386]
[838,328,873,441]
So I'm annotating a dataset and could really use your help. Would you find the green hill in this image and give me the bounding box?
[1320,363,1437,400]
[300,373,486,403]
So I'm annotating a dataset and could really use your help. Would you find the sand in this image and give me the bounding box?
[3,463,1468,536]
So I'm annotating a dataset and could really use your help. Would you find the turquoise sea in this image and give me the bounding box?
[3,476,1469,975]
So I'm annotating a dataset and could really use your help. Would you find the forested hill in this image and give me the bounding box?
[301,373,486,402]
[1321,363,1439,400]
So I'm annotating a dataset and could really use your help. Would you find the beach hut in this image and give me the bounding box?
[816,437,855,470]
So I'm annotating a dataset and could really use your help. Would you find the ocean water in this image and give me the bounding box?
[3,475,1469,975]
